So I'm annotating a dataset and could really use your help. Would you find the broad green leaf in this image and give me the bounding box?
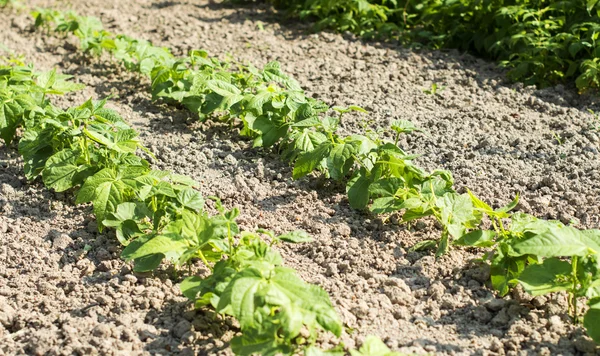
[216,268,264,328]
[511,226,592,258]
[42,149,82,192]
[294,129,326,153]
[180,276,203,300]
[102,202,152,244]
[327,142,356,181]
[454,230,496,247]
[230,329,292,356]
[369,178,403,197]
[293,142,332,179]
[76,168,134,228]
[246,89,274,115]
[347,174,371,209]
[436,193,481,239]
[518,258,572,296]
[585,298,600,343]
[350,336,401,356]
[370,197,404,214]
[121,232,188,268]
[276,230,312,243]
[132,254,163,273]
[252,116,288,148]
[177,188,205,211]
[0,97,28,144]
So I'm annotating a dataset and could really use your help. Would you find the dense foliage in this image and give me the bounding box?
[249,0,600,91]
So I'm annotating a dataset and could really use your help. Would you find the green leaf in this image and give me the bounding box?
[350,336,401,356]
[76,168,129,228]
[409,239,437,252]
[103,202,152,244]
[518,258,572,296]
[347,174,371,209]
[496,193,519,214]
[436,193,481,239]
[180,276,203,300]
[42,149,82,192]
[121,232,188,270]
[177,188,205,211]
[276,230,312,243]
[293,142,332,179]
[370,197,403,214]
[132,254,163,273]
[252,116,289,148]
[585,298,600,343]
[0,97,28,144]
[230,329,292,356]
[390,120,422,135]
[246,89,274,115]
[511,226,592,258]
[454,230,496,247]
[294,129,326,153]
[217,268,264,328]
[206,79,243,108]
[327,142,356,181]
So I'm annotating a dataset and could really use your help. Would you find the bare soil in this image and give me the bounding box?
[1,1,600,355]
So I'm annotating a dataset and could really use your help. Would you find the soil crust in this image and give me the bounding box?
[1,1,599,355]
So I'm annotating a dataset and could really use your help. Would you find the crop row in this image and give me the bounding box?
[10,6,600,347]
[0,58,401,355]
[239,0,600,92]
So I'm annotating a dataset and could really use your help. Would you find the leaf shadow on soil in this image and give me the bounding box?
[0,146,63,224]
[42,221,237,355]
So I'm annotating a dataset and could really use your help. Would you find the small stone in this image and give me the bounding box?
[531,295,548,308]
[573,336,596,353]
[351,301,370,319]
[122,274,138,284]
[484,298,505,312]
[325,263,338,276]
[547,315,565,333]
[223,154,238,165]
[180,331,195,344]
[490,309,510,327]
[0,298,15,327]
[0,184,15,196]
[473,306,493,323]
[428,282,446,301]
[52,233,73,250]
[138,325,158,341]
[336,223,352,237]
[96,295,112,306]
[97,261,112,272]
[173,320,192,339]
[92,324,112,337]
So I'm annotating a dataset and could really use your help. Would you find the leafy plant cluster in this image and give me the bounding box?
[0,60,401,356]
[240,0,600,92]
[31,8,600,345]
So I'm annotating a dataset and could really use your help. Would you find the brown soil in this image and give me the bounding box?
[1,1,600,355]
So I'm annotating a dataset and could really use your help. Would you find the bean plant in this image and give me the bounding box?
[242,0,600,91]
[30,8,600,346]
[0,60,401,355]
